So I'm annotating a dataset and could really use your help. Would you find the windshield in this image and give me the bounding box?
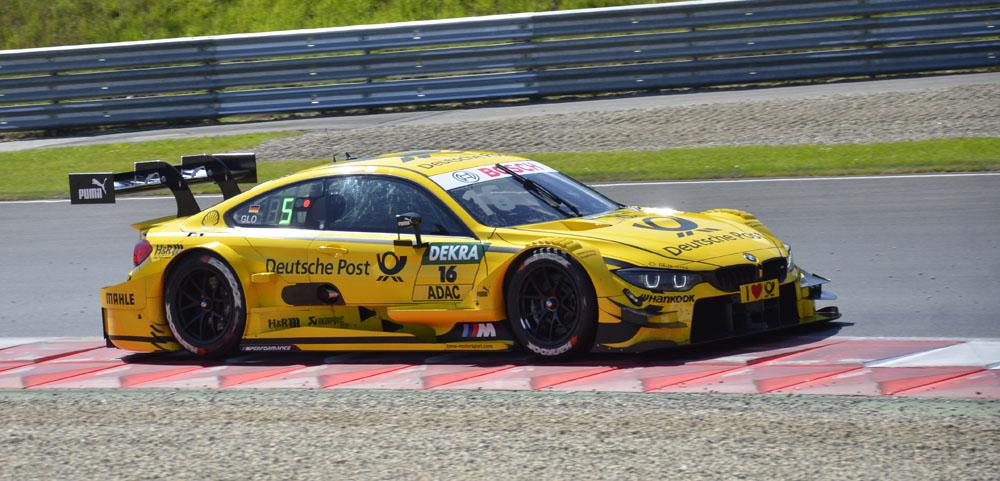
[439,162,620,227]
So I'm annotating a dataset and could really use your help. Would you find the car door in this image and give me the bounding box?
[228,178,327,304]
[309,174,485,306]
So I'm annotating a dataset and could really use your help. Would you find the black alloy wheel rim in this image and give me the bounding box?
[516,264,579,345]
[174,266,235,345]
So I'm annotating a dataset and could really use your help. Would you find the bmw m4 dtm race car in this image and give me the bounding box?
[70,150,839,358]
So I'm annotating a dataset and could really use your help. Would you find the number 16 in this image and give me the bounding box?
[438,266,457,282]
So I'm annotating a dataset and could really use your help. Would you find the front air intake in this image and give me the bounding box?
[709,264,757,292]
[708,257,787,292]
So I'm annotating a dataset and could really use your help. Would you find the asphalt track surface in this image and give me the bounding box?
[1,172,998,339]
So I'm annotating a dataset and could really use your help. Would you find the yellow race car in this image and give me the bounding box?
[70,150,839,358]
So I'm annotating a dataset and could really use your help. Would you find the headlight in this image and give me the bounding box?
[614,268,702,292]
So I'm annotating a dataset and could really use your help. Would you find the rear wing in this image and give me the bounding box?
[69,153,257,217]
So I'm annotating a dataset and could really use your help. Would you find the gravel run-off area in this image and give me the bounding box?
[255,82,1000,160]
[1,390,997,481]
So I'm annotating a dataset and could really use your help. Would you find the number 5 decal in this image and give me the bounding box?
[278,197,294,225]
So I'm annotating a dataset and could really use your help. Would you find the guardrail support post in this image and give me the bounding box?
[362,32,374,114]
[522,20,542,102]
[860,0,877,80]
[203,40,222,124]
[45,62,62,136]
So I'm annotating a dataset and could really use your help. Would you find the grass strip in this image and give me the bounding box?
[529,138,1000,182]
[0,136,997,201]
[0,132,308,201]
[1,1,661,50]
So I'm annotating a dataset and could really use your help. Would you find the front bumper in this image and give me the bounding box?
[593,270,840,353]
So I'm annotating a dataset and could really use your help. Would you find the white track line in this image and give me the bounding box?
[591,172,1000,187]
[795,335,1000,342]
[0,338,50,349]
[2,172,998,205]
[1,194,223,205]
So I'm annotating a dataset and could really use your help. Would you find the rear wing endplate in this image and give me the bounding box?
[69,153,257,217]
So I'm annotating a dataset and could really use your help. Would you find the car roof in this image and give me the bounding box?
[306,150,532,178]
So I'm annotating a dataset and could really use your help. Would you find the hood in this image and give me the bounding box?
[503,208,781,266]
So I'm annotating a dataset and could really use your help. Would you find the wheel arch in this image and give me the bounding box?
[500,237,617,301]
[161,242,253,303]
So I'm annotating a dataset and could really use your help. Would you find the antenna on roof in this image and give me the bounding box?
[345,152,357,160]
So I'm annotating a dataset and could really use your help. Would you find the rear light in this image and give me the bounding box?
[133,240,153,266]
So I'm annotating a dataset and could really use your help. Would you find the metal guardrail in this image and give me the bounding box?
[1,0,997,131]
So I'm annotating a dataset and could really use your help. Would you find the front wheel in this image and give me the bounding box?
[505,249,597,358]
[164,252,246,357]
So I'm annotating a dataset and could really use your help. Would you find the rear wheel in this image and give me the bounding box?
[505,249,597,358]
[164,252,246,357]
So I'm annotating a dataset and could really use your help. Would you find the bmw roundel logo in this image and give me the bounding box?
[452,171,480,183]
[743,253,758,263]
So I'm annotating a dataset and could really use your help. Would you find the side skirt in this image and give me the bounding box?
[239,338,513,353]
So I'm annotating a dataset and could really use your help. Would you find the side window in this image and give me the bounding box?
[230,179,326,229]
[325,176,469,236]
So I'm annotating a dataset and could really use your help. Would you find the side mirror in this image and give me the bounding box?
[396,213,421,229]
[395,212,425,247]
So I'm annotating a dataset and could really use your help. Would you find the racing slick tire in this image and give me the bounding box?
[505,249,598,358]
[164,252,247,357]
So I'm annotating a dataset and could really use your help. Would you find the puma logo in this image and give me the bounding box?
[92,177,108,195]
[78,177,110,200]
